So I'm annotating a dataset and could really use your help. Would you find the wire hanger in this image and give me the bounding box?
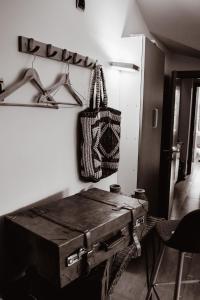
[0,57,58,109]
[38,56,84,106]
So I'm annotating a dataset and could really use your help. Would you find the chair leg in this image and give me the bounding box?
[173,252,185,300]
[145,245,166,300]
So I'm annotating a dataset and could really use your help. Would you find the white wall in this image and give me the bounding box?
[116,36,144,195]
[122,0,151,38]
[0,0,143,215]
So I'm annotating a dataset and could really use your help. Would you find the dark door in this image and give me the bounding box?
[159,72,181,218]
[159,71,200,218]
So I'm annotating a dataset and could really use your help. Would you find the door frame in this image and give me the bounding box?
[159,71,200,219]
[187,79,200,174]
[159,72,177,218]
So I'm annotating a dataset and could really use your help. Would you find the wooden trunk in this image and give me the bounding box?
[5,188,148,288]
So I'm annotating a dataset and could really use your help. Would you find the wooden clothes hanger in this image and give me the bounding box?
[0,68,58,109]
[38,73,84,106]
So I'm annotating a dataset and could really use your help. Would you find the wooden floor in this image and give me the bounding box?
[111,162,200,300]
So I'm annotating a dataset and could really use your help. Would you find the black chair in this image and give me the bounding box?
[146,209,200,300]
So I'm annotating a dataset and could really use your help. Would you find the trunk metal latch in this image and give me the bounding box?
[66,247,88,267]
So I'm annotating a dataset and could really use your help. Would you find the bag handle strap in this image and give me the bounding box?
[89,67,97,110]
[89,65,101,110]
[95,65,101,109]
[100,66,108,108]
[89,65,108,110]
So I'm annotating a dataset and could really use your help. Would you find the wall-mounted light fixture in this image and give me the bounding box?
[110,62,139,72]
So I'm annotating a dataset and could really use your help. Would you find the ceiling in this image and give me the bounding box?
[136,0,200,57]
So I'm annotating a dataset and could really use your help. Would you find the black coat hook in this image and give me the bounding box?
[47,44,57,58]
[92,60,98,69]
[84,56,93,68]
[73,53,82,65]
[28,38,40,53]
[62,49,72,62]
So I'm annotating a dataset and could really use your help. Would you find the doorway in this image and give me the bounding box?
[159,71,200,219]
[187,82,200,173]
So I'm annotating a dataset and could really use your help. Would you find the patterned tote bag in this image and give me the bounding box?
[79,65,121,182]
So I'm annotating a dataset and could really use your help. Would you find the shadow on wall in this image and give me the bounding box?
[0,188,70,292]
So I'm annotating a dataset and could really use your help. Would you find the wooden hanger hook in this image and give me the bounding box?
[73,53,82,65]
[84,56,93,68]
[46,44,57,58]
[62,49,72,62]
[28,38,40,53]
[93,60,98,69]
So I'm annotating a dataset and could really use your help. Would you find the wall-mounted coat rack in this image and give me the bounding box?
[18,36,97,69]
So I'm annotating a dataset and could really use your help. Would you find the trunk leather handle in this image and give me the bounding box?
[101,232,125,251]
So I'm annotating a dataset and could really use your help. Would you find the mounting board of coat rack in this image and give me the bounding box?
[0,37,98,109]
[18,36,97,69]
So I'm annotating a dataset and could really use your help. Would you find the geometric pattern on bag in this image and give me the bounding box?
[99,122,120,159]
[99,110,121,179]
